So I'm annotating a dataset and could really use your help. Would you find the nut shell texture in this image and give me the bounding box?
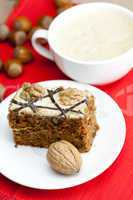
[14,16,32,32]
[47,140,82,175]
[9,31,26,46]
[14,46,33,63]
[5,59,23,78]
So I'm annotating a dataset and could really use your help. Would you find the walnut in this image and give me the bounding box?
[47,140,82,175]
[20,83,45,101]
[59,88,84,106]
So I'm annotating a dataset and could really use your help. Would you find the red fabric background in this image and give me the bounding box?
[0,1,133,199]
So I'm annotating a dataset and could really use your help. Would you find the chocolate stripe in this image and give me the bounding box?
[65,98,87,112]
[11,87,87,117]
[33,87,64,103]
[47,89,66,118]
[37,106,58,110]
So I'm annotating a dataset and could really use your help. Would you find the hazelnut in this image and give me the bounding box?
[47,140,82,175]
[55,0,73,8]
[14,46,33,64]
[0,59,3,70]
[0,84,6,102]
[5,59,23,78]
[9,31,27,46]
[38,16,53,29]
[57,3,75,14]
[57,7,65,15]
[13,16,32,33]
[0,24,10,41]
[28,26,40,39]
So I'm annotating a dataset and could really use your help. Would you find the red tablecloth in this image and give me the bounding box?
[0,1,133,200]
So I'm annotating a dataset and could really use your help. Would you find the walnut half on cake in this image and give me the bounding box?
[8,82,99,152]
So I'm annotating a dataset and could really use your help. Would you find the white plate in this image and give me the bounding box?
[0,80,126,190]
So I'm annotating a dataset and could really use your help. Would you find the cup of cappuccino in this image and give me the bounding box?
[32,2,133,85]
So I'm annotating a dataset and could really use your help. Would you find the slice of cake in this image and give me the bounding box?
[8,82,99,152]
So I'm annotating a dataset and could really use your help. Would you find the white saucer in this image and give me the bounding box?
[0,80,126,189]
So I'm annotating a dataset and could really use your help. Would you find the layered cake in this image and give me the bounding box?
[8,82,99,152]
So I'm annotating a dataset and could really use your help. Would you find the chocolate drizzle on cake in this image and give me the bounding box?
[59,98,88,117]
[34,87,64,102]
[11,99,37,113]
[11,87,88,117]
[47,89,66,118]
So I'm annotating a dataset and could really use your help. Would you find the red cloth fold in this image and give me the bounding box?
[0,1,133,199]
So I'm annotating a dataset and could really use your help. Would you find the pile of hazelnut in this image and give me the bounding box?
[0,16,50,78]
[0,0,75,100]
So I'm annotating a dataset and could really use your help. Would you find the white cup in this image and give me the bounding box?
[32,2,133,85]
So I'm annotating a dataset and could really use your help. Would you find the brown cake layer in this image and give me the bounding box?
[8,83,99,152]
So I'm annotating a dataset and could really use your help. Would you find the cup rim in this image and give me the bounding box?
[48,2,133,65]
